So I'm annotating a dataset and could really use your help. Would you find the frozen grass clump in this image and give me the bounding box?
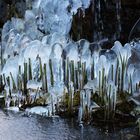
[1,40,139,123]
[0,0,140,125]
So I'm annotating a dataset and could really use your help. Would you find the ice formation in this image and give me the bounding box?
[0,0,140,120]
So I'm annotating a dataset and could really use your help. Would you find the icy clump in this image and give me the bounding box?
[49,82,66,99]
[6,107,20,112]
[2,56,19,86]
[112,41,131,63]
[84,79,97,93]
[24,10,41,40]
[50,43,63,82]
[81,0,91,8]
[133,69,140,88]
[80,40,92,79]
[3,30,20,59]
[64,42,79,62]
[33,0,91,35]
[26,106,51,116]
[1,0,92,64]
[5,97,11,108]
[96,55,110,79]
[107,81,117,111]
[27,80,42,90]
[129,42,140,69]
[1,0,92,86]
[23,40,42,60]
[79,89,91,122]
[42,33,70,47]
[100,49,117,62]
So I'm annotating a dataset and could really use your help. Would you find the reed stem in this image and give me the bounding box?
[49,59,54,87]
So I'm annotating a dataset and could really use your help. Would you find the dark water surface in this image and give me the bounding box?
[0,110,139,140]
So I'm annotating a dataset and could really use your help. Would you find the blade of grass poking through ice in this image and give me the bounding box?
[39,57,44,90]
[68,84,73,115]
[119,52,123,65]
[81,63,84,88]
[63,59,67,84]
[104,76,107,96]
[43,63,48,92]
[111,64,114,81]
[130,74,133,95]
[70,60,74,86]
[105,87,108,120]
[113,86,117,119]
[104,80,107,121]
[18,65,22,90]
[121,60,124,92]
[91,60,94,80]
[101,68,105,104]
[75,69,78,90]
[123,53,129,91]
[121,56,127,92]
[10,72,16,90]
[136,83,138,92]
[34,87,39,104]
[24,63,27,94]
[63,59,65,83]
[0,75,3,86]
[66,58,69,90]
[6,76,11,96]
[99,70,101,98]
[119,52,124,92]
[117,67,120,93]
[49,59,54,87]
[0,45,3,70]
[39,57,43,81]
[6,76,10,87]
[28,58,32,80]
[84,63,88,85]
[77,61,81,89]
[115,59,119,86]
[108,84,112,120]
[82,62,87,88]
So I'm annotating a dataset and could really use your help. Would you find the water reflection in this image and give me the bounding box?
[0,110,138,140]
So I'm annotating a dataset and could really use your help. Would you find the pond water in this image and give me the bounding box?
[0,109,139,140]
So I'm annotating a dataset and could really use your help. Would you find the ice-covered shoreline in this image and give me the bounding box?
[0,0,140,122]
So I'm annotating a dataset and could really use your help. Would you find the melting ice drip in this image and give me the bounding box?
[0,0,140,120]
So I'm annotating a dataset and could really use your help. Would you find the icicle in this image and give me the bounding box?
[5,97,11,108]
